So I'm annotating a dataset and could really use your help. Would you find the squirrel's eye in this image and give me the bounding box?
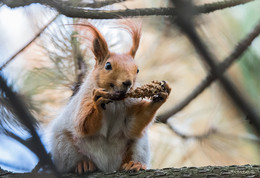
[137,69,139,73]
[105,62,112,70]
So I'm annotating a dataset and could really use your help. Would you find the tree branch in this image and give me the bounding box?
[0,0,127,8]
[0,0,255,19]
[70,32,87,97]
[0,0,256,71]
[197,0,254,14]
[71,0,127,8]
[0,14,59,71]
[0,74,59,177]
[157,19,260,123]
[171,0,260,135]
[1,165,260,177]
[167,122,218,140]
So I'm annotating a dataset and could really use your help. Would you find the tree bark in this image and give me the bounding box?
[1,165,260,177]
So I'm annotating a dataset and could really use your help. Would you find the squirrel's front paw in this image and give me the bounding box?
[75,160,97,174]
[152,81,171,103]
[93,88,112,110]
[121,161,146,172]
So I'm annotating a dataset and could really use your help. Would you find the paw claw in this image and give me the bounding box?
[93,88,109,100]
[83,160,88,173]
[162,81,171,94]
[152,92,168,103]
[95,95,101,101]
[75,160,97,174]
[121,161,146,172]
[101,103,106,110]
[107,100,113,104]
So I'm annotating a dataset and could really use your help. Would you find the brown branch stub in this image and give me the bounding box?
[157,19,260,123]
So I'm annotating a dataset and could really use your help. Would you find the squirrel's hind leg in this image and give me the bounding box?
[121,161,147,171]
[75,159,97,174]
[120,132,150,172]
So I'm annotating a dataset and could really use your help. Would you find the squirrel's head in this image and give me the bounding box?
[80,21,141,95]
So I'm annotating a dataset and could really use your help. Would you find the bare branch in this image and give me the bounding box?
[70,32,87,96]
[197,0,254,14]
[171,0,260,135]
[0,0,255,19]
[2,164,260,177]
[0,74,60,176]
[167,122,217,140]
[0,14,59,71]
[0,0,256,71]
[0,0,127,8]
[69,0,127,8]
[157,19,260,123]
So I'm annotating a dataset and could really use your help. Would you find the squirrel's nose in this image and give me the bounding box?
[122,80,132,87]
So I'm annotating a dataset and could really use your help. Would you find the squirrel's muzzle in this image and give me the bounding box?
[109,90,127,101]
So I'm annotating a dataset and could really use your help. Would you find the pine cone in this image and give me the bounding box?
[126,80,168,99]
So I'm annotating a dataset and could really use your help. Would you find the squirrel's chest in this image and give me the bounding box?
[99,101,128,138]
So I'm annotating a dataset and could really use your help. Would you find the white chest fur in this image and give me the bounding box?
[100,101,128,138]
[75,101,130,172]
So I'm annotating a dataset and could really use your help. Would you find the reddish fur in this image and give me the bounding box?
[120,20,142,57]
[50,20,171,174]
[75,20,164,138]
[74,23,109,63]
[77,99,103,136]
[122,161,146,171]
[127,101,162,138]
[121,140,134,166]
[72,20,169,171]
[93,53,138,93]
[64,130,74,143]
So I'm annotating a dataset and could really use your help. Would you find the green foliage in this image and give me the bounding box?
[20,18,90,118]
[229,2,260,111]
[239,49,260,109]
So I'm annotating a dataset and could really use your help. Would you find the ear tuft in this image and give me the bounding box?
[120,19,142,58]
[74,22,109,64]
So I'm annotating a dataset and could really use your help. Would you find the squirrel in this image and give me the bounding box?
[47,21,171,174]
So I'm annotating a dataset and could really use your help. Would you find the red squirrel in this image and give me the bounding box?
[47,21,171,174]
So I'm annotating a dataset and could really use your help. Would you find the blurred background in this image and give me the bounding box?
[0,0,260,173]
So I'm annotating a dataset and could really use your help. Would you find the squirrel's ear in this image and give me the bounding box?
[121,20,142,58]
[75,23,109,64]
[92,32,109,64]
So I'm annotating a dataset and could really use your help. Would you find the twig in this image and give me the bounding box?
[0,74,60,177]
[0,14,59,71]
[172,0,260,135]
[3,129,29,147]
[70,32,87,96]
[0,0,126,8]
[167,122,217,140]
[1,0,255,19]
[74,0,127,8]
[0,160,29,172]
[157,19,260,123]
[196,0,254,14]
[0,0,255,71]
